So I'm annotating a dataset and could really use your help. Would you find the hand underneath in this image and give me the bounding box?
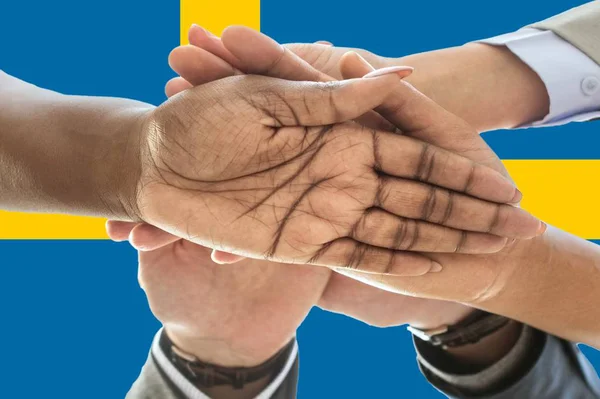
[134,238,330,367]
[173,24,389,84]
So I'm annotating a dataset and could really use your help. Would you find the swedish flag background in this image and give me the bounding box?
[0,0,599,397]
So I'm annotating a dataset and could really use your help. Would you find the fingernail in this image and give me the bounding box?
[190,24,218,37]
[538,222,547,235]
[430,262,443,273]
[510,188,523,204]
[363,66,414,79]
[315,40,333,46]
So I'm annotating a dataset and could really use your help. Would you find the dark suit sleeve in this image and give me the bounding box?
[268,355,299,399]
[416,327,600,399]
[126,353,185,399]
[529,1,600,66]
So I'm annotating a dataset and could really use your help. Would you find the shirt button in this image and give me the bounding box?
[581,76,600,96]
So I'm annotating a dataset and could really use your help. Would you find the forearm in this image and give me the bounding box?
[478,226,600,347]
[391,43,549,132]
[0,71,152,219]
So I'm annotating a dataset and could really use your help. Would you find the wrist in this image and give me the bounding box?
[391,43,549,132]
[165,328,282,368]
[464,232,551,311]
[0,81,152,219]
[409,302,475,331]
[413,311,523,370]
[472,226,600,347]
[444,320,523,368]
[93,106,149,221]
[162,329,295,399]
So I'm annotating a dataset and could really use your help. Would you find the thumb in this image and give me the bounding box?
[248,72,406,127]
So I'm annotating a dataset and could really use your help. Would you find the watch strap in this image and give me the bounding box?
[408,311,511,349]
[159,330,295,390]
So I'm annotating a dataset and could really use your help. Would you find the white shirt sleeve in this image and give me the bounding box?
[150,328,299,399]
[477,28,600,128]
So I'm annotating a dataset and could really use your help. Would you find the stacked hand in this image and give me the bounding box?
[108,26,545,368]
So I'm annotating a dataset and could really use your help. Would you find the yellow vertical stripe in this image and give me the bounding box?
[180,0,260,44]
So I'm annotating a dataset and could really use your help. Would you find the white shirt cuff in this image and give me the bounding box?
[477,28,600,127]
[150,328,299,399]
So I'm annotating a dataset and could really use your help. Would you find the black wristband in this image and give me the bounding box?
[408,310,511,349]
[159,330,295,390]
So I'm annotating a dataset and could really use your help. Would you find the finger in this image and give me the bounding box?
[340,54,543,239]
[308,238,442,276]
[341,52,492,154]
[376,177,542,239]
[340,51,375,77]
[188,24,240,68]
[165,77,192,98]
[221,25,330,82]
[352,209,508,253]
[217,26,395,132]
[250,73,400,127]
[373,130,522,205]
[169,45,240,86]
[211,250,247,264]
[129,224,181,251]
[105,220,138,241]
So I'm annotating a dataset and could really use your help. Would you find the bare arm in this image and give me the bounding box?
[287,41,550,132]
[398,43,550,132]
[481,226,600,347]
[0,71,151,218]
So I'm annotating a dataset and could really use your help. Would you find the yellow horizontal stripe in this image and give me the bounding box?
[0,213,107,239]
[180,0,260,44]
[504,160,600,239]
[3,4,598,241]
[1,160,599,239]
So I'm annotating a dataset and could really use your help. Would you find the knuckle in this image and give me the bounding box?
[439,191,455,225]
[454,231,468,253]
[395,219,419,250]
[318,80,343,93]
[463,162,478,193]
[420,186,438,221]
[487,205,509,233]
[375,178,393,207]
[415,143,436,182]
[345,242,369,271]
